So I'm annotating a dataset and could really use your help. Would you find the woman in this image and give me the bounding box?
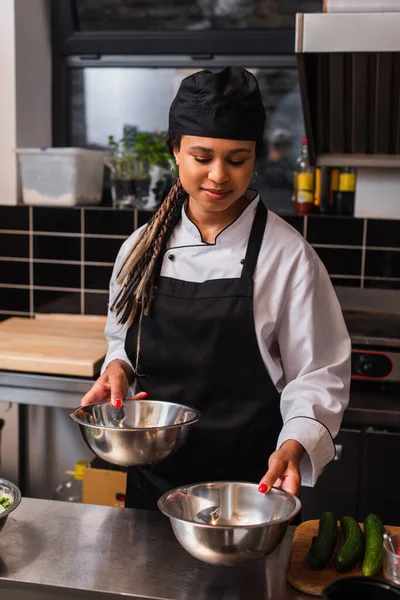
[81,67,351,511]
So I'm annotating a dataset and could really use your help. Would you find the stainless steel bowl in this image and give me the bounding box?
[158,481,301,566]
[0,478,21,533]
[70,399,200,467]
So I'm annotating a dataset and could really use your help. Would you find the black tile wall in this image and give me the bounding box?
[33,207,81,233]
[0,288,30,312]
[84,265,113,290]
[84,292,109,315]
[281,215,304,234]
[313,247,363,276]
[330,277,362,288]
[365,250,400,278]
[34,290,81,314]
[0,260,29,285]
[367,219,400,248]
[0,233,29,258]
[33,235,81,261]
[84,237,124,263]
[0,206,29,230]
[0,204,398,318]
[84,208,135,236]
[307,216,364,246]
[33,262,81,289]
[364,279,400,290]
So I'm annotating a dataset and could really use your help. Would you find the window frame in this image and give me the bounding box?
[52,0,297,56]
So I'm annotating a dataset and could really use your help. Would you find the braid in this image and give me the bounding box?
[111,179,187,329]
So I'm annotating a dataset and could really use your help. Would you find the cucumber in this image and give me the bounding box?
[362,513,384,577]
[334,516,364,573]
[307,511,338,569]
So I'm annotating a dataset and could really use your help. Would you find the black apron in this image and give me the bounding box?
[124,201,282,510]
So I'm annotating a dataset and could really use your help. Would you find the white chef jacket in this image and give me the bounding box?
[102,195,351,487]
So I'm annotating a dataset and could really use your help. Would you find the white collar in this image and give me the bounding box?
[181,191,260,245]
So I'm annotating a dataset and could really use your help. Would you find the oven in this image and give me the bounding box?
[301,310,400,525]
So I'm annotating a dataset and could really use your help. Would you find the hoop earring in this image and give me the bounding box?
[170,163,179,180]
[250,170,258,184]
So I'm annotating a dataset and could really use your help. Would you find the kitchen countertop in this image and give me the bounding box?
[0,498,311,600]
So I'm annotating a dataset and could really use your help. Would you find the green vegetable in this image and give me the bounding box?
[0,497,11,509]
[334,516,364,572]
[362,514,384,577]
[307,511,338,569]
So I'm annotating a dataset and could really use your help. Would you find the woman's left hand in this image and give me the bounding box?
[258,439,305,497]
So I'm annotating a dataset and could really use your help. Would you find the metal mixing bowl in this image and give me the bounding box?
[158,481,301,566]
[0,478,21,533]
[70,399,200,467]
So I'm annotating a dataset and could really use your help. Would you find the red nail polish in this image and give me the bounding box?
[140,392,148,398]
[258,483,268,494]
[114,398,122,408]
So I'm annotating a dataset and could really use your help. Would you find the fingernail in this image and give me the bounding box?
[140,392,148,398]
[258,483,268,494]
[113,398,122,408]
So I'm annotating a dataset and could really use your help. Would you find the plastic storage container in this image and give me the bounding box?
[54,460,90,503]
[16,147,109,206]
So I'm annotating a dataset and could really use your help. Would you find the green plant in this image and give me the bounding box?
[108,129,171,180]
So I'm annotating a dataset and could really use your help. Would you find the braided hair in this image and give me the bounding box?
[110,134,187,369]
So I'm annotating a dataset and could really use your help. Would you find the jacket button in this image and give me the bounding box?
[240,259,245,264]
[168,254,175,261]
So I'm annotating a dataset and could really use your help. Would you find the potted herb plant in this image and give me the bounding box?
[107,127,173,209]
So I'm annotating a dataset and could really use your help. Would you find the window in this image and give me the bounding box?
[75,0,322,32]
[69,63,304,213]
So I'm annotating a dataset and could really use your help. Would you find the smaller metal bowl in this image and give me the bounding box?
[0,478,21,533]
[158,481,301,566]
[70,399,200,467]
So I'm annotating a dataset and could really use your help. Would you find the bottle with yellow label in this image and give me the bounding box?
[294,138,315,215]
[333,167,356,215]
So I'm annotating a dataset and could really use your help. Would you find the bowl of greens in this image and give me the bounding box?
[0,478,21,532]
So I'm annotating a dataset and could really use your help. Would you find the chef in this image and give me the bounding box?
[81,67,351,511]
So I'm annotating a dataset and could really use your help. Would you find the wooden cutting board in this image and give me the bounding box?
[287,519,400,597]
[0,314,108,377]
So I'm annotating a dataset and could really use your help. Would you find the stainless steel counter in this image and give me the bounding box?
[0,498,310,600]
[0,371,93,409]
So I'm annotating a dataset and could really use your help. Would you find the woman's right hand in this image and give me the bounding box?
[80,359,147,407]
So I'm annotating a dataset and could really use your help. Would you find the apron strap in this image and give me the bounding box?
[241,201,268,280]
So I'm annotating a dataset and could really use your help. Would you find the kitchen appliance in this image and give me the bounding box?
[158,481,301,566]
[70,399,200,467]
[301,309,400,525]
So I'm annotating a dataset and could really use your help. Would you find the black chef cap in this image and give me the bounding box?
[168,67,266,143]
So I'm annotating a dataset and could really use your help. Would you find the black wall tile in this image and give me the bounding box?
[367,219,400,248]
[364,279,400,290]
[0,288,30,312]
[365,249,400,278]
[84,208,134,235]
[33,263,81,289]
[281,215,304,235]
[33,207,81,233]
[84,237,123,263]
[0,233,29,258]
[307,216,363,246]
[138,211,155,228]
[0,206,29,230]
[33,235,80,261]
[0,261,30,285]
[313,247,362,276]
[330,277,361,288]
[34,290,80,314]
[84,265,113,290]
[84,292,109,315]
